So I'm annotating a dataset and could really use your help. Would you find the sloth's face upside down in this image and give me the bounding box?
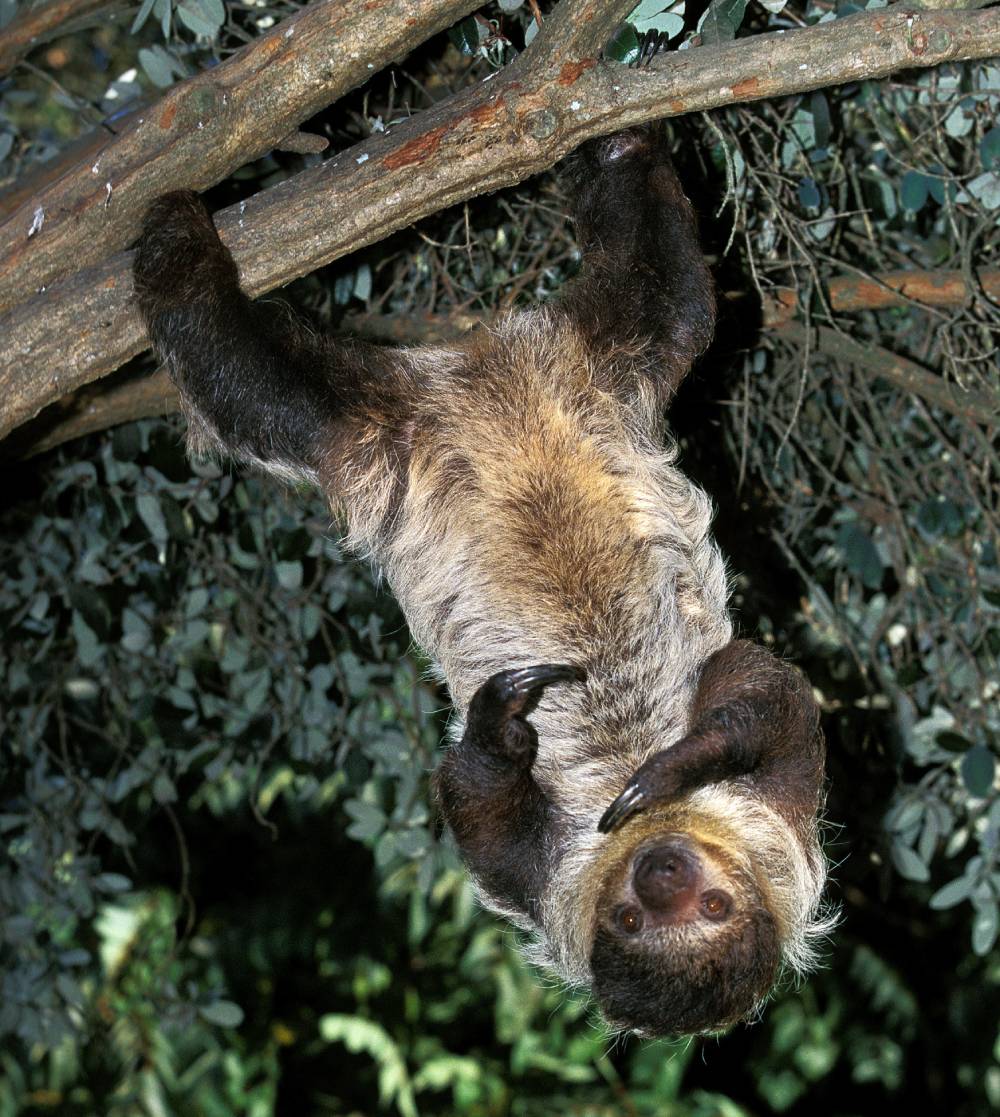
[133,125,834,1036]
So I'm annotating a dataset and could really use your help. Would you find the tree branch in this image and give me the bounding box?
[0,0,481,310]
[777,324,999,425]
[527,0,631,64]
[10,266,998,459]
[1,6,998,443]
[762,269,1000,325]
[0,0,115,77]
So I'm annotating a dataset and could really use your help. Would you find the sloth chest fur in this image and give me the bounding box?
[379,317,732,801]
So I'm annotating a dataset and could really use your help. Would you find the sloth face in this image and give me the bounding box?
[609,835,736,936]
[590,831,781,1036]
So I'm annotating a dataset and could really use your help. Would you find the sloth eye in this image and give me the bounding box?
[700,890,732,922]
[617,906,644,934]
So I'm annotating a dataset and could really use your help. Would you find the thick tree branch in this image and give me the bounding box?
[10,268,998,459]
[0,0,481,310]
[763,269,1000,325]
[0,0,115,77]
[527,0,631,64]
[1,6,998,443]
[3,367,178,459]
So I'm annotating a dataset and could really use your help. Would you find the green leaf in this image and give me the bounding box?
[275,560,303,591]
[199,1000,245,1028]
[605,23,640,62]
[891,840,930,882]
[72,611,102,668]
[344,798,386,841]
[352,264,372,303]
[318,1015,416,1117]
[917,497,964,538]
[936,731,971,754]
[929,875,973,910]
[629,1,684,38]
[449,15,485,56]
[807,205,836,242]
[121,607,151,653]
[152,772,178,804]
[981,126,1000,172]
[899,171,929,213]
[136,492,168,543]
[961,746,996,798]
[131,0,157,32]
[835,523,883,589]
[138,46,186,89]
[798,177,821,210]
[885,796,923,833]
[395,827,430,859]
[810,91,831,149]
[971,901,999,956]
[699,0,748,44]
[944,102,974,139]
[95,872,132,893]
[177,0,225,38]
[963,171,1000,210]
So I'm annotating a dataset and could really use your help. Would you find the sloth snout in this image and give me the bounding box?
[633,843,699,911]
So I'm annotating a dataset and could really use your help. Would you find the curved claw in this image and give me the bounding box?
[631,29,669,68]
[502,663,585,696]
[598,783,646,833]
[464,663,586,763]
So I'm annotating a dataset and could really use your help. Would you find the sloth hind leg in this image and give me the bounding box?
[559,127,716,407]
[133,192,414,496]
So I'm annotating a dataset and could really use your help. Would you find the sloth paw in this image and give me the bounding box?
[598,748,685,833]
[133,191,237,311]
[464,664,584,765]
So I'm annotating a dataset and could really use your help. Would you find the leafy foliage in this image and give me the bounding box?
[706,40,1000,961]
[2,0,999,1114]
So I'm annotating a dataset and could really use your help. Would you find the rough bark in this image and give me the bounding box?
[763,270,1000,326]
[1,6,998,443]
[10,268,998,458]
[0,0,482,309]
[0,0,116,76]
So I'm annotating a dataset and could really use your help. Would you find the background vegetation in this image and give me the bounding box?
[1,0,998,1113]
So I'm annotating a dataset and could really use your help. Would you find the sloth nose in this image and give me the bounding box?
[633,844,697,910]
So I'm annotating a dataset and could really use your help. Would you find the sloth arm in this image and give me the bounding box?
[600,640,825,833]
[434,665,582,919]
[133,191,416,495]
[558,127,716,409]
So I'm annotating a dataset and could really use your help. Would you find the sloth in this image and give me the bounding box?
[133,125,833,1036]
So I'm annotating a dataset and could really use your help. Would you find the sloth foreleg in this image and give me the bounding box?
[435,665,584,918]
[559,126,716,407]
[133,191,414,492]
[599,641,824,833]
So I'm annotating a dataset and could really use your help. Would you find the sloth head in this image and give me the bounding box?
[573,793,830,1037]
[591,830,779,1035]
